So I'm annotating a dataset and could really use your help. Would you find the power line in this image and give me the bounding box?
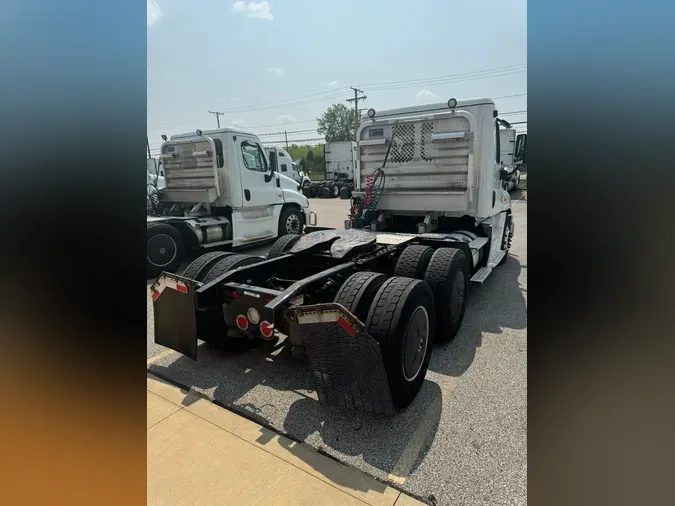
[148,65,527,132]
[354,63,526,87]
[149,109,528,150]
[150,92,527,135]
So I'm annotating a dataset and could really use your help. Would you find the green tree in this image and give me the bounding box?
[317,103,354,142]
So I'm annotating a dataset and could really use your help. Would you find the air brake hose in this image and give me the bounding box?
[350,132,395,228]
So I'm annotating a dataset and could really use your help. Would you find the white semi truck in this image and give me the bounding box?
[498,128,521,191]
[146,127,316,278]
[264,147,311,189]
[324,140,357,181]
[151,97,523,414]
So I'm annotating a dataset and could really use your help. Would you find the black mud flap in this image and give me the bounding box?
[290,303,395,415]
[151,274,199,361]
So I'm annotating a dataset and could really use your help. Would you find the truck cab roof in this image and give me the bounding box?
[362,97,496,121]
[170,127,257,140]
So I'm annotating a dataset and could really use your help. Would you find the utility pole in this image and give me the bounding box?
[208,110,224,128]
[284,130,289,151]
[346,87,366,141]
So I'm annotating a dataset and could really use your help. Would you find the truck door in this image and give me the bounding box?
[236,137,279,240]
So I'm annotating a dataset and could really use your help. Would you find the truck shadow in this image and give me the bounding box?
[149,341,442,493]
[428,254,527,377]
[147,255,525,493]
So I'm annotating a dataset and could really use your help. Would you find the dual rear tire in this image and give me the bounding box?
[334,272,435,410]
[334,245,471,409]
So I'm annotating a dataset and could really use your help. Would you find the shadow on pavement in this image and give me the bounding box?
[148,254,525,494]
[149,338,442,493]
[428,256,527,378]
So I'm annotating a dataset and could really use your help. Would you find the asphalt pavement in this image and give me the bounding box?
[147,195,527,506]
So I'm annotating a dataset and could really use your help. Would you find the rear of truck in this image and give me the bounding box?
[158,136,224,206]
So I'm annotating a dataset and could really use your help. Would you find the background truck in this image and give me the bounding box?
[324,140,357,181]
[514,132,527,173]
[151,97,524,414]
[498,127,522,191]
[146,127,316,278]
[264,147,311,190]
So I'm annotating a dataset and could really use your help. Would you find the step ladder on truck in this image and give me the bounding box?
[151,98,525,414]
[146,127,317,278]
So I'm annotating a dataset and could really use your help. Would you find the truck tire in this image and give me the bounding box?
[267,234,301,260]
[147,222,185,278]
[423,248,469,344]
[394,245,435,279]
[279,206,304,236]
[365,276,436,409]
[333,272,388,321]
[321,187,331,198]
[202,254,262,284]
[339,187,350,199]
[182,251,235,282]
[331,184,340,198]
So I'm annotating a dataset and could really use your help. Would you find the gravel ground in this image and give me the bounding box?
[147,195,527,506]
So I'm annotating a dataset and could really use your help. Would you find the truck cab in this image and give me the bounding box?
[146,128,315,277]
[147,157,166,189]
[499,127,521,191]
[264,147,312,189]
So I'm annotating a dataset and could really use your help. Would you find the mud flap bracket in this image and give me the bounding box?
[290,303,395,415]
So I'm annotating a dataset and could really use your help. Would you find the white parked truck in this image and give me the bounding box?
[514,132,527,173]
[150,97,523,415]
[324,140,357,181]
[146,127,316,277]
[498,127,521,191]
[264,147,311,189]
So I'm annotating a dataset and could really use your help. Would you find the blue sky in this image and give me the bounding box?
[147,0,527,153]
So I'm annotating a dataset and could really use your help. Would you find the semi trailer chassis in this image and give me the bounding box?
[151,225,501,414]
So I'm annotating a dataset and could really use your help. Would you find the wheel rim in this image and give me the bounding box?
[148,234,177,267]
[285,214,301,234]
[402,306,430,381]
[449,270,465,320]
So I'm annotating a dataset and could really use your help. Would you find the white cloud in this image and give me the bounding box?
[267,67,283,76]
[232,1,273,20]
[231,119,248,128]
[147,1,164,26]
[416,89,439,101]
[326,80,339,87]
[230,97,240,102]
[277,114,296,124]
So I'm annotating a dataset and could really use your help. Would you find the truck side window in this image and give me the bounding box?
[241,141,268,172]
[213,139,224,168]
[281,163,288,172]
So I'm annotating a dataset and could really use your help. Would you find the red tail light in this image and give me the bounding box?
[260,321,274,338]
[236,314,249,330]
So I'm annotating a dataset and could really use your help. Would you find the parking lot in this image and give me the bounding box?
[147,195,527,506]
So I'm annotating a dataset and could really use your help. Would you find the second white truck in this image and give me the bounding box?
[146,127,316,278]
